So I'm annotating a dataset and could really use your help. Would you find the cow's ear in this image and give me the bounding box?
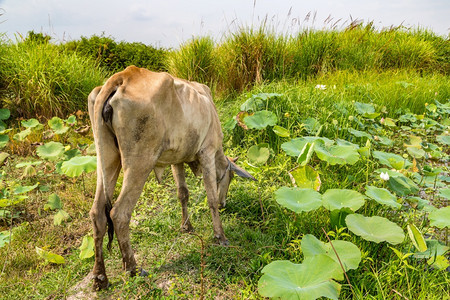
[229,161,257,181]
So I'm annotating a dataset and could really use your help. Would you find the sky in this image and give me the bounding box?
[0,0,448,48]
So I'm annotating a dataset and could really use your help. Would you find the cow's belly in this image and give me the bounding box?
[156,148,197,166]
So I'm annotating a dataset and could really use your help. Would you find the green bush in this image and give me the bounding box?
[0,38,107,119]
[64,35,167,73]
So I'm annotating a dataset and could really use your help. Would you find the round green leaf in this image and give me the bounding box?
[288,165,321,191]
[428,206,450,229]
[301,234,361,271]
[346,214,405,244]
[436,135,450,145]
[0,135,8,148]
[281,137,333,157]
[439,188,450,200]
[272,125,290,137]
[79,235,95,259]
[48,117,69,134]
[243,110,277,130]
[314,144,360,165]
[44,193,62,211]
[37,142,65,161]
[21,118,41,128]
[365,185,401,209]
[275,187,322,213]
[322,189,365,212]
[61,156,97,177]
[0,109,10,121]
[54,209,70,225]
[373,151,411,170]
[347,128,372,140]
[247,144,270,165]
[258,255,342,300]
[35,247,65,264]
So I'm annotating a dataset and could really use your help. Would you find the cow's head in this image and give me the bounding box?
[217,157,256,207]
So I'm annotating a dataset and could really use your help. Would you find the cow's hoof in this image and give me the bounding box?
[92,273,109,291]
[215,235,229,246]
[139,268,149,277]
[181,222,194,233]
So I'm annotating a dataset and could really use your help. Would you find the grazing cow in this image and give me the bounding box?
[87,66,255,290]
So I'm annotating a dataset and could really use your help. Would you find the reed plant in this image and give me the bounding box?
[0,39,107,119]
[166,37,217,85]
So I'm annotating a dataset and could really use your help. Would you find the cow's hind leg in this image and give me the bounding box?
[90,145,121,290]
[110,158,156,276]
[172,163,194,232]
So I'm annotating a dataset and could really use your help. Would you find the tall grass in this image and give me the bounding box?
[168,23,449,93]
[0,39,107,119]
[166,37,217,84]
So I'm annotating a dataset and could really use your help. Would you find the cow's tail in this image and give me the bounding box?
[93,71,126,251]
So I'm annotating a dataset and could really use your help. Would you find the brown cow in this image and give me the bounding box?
[88,66,255,290]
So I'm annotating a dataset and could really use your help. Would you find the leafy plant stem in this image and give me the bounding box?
[321,227,355,297]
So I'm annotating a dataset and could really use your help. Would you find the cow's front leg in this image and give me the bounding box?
[172,163,194,232]
[199,152,228,245]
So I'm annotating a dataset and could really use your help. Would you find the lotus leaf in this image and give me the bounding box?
[289,165,321,191]
[21,118,41,128]
[79,235,95,259]
[54,209,70,225]
[322,189,365,212]
[373,151,411,170]
[428,206,450,229]
[314,144,360,165]
[272,125,290,137]
[281,137,333,157]
[347,128,372,140]
[37,142,65,161]
[439,188,450,200]
[274,187,322,213]
[44,194,62,211]
[243,110,277,129]
[61,156,97,177]
[36,247,65,264]
[13,128,32,141]
[365,185,401,209]
[436,135,450,145]
[247,144,270,165]
[0,135,8,148]
[0,109,10,120]
[346,214,405,244]
[301,234,361,271]
[48,117,69,134]
[258,255,342,300]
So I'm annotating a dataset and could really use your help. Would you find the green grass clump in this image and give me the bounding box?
[0,38,107,119]
[166,37,217,85]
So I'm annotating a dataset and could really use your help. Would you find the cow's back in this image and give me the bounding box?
[105,66,222,165]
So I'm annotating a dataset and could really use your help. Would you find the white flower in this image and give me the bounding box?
[315,84,326,90]
[380,172,390,181]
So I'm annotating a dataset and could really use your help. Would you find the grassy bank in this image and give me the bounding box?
[0,25,448,119]
[0,24,449,300]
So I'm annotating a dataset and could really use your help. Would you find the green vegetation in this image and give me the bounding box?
[0,24,449,299]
